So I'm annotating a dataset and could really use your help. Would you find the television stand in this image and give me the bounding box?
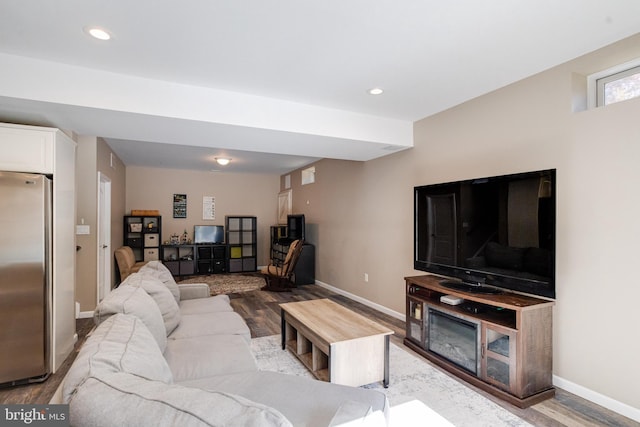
[405,275,555,408]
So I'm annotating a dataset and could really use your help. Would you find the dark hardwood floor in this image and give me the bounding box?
[1,284,637,427]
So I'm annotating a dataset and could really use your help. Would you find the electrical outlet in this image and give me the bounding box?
[364,273,369,282]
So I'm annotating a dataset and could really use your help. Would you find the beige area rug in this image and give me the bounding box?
[251,335,532,427]
[178,273,266,295]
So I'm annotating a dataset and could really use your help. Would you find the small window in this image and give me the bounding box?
[301,166,315,185]
[588,59,640,108]
[598,66,640,106]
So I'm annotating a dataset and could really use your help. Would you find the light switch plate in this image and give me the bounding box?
[76,225,90,235]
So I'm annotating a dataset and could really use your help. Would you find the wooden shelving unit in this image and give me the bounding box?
[283,322,330,382]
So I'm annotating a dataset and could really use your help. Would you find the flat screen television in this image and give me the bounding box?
[414,169,556,299]
[194,225,224,244]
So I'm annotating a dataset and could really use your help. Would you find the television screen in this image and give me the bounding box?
[287,214,305,240]
[414,169,556,299]
[194,225,224,244]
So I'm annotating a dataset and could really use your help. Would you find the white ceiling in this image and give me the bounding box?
[1,1,639,174]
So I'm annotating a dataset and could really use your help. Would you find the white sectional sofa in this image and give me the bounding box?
[62,261,389,426]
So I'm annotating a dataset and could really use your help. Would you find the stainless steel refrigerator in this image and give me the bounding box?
[0,171,51,385]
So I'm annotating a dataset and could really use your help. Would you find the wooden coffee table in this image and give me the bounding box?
[280,298,393,387]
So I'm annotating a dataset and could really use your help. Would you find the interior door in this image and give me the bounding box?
[97,172,112,302]
[426,194,457,265]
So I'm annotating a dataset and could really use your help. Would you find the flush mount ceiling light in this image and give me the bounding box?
[215,157,231,166]
[368,87,384,95]
[84,26,111,41]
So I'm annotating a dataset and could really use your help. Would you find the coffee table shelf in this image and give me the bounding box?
[284,322,330,381]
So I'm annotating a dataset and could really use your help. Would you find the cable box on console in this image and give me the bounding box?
[440,294,464,305]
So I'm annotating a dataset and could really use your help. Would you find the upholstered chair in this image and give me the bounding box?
[114,246,148,282]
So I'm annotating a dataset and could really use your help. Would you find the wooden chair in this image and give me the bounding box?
[261,239,304,292]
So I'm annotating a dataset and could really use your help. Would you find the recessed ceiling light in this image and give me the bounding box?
[215,157,231,166]
[85,26,111,41]
[369,87,384,95]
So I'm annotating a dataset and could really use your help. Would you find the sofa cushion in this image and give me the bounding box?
[122,273,181,335]
[69,372,292,427]
[165,334,258,383]
[177,283,212,300]
[63,314,172,404]
[168,312,251,343]
[179,294,234,315]
[139,260,181,303]
[181,371,389,427]
[94,285,167,351]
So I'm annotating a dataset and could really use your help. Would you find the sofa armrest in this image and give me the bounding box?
[178,283,210,300]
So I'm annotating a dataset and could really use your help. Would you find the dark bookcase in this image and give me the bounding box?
[226,216,257,272]
[124,215,162,262]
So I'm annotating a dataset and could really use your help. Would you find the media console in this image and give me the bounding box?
[404,275,555,408]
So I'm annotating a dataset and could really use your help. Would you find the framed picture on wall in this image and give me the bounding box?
[173,194,187,218]
[202,196,215,220]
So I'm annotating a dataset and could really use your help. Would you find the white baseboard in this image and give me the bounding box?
[314,280,638,423]
[314,280,405,322]
[553,375,640,423]
[76,311,94,319]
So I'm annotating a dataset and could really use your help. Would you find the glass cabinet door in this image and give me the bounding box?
[481,323,517,393]
[406,298,424,345]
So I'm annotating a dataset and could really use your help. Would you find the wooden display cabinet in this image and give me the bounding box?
[404,275,555,408]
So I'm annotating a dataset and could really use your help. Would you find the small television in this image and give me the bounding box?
[414,169,556,299]
[194,225,224,244]
[287,214,305,240]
